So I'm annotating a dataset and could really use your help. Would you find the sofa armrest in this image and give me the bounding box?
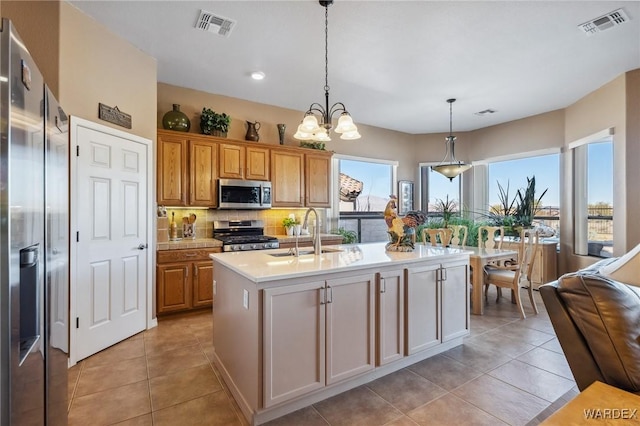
[539,281,605,390]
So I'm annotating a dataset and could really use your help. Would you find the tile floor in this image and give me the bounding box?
[68,287,578,425]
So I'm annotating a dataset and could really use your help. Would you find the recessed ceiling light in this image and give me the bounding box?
[251,71,265,81]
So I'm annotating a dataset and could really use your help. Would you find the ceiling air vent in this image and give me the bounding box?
[578,8,630,36]
[195,10,237,37]
[474,109,497,117]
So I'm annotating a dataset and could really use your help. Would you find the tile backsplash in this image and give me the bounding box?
[161,207,327,240]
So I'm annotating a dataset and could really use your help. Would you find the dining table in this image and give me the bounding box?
[466,246,519,315]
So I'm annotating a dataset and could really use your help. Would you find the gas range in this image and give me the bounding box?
[213,220,280,252]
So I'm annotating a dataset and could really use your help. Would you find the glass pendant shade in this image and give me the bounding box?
[294,0,360,143]
[431,98,472,181]
[340,130,361,140]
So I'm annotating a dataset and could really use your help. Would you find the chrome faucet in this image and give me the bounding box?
[303,207,322,255]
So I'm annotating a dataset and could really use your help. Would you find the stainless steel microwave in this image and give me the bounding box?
[218,179,272,209]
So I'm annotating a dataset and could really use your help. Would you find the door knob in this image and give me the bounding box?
[138,244,148,250]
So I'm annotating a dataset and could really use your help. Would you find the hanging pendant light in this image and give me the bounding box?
[431,98,472,181]
[293,0,360,142]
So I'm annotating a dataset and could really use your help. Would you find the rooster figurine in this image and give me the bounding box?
[383,195,427,251]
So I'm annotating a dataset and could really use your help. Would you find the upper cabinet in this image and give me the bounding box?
[157,129,332,208]
[271,148,305,207]
[219,142,270,181]
[305,152,332,208]
[157,132,188,206]
[157,130,217,207]
[271,148,333,208]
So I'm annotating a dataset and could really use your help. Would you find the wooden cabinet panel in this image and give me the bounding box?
[219,143,246,179]
[440,260,469,342]
[189,140,217,206]
[263,281,326,408]
[157,134,187,206]
[156,248,220,314]
[157,263,190,313]
[246,146,270,180]
[271,149,304,207]
[305,153,331,207]
[193,261,214,307]
[405,264,440,354]
[377,270,404,366]
[325,274,375,385]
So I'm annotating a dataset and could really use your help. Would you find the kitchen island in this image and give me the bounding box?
[210,242,471,425]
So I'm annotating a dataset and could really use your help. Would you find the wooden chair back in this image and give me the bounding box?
[421,228,449,246]
[477,226,504,249]
[448,225,468,248]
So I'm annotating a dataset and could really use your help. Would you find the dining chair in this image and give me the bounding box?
[448,225,468,248]
[483,228,540,319]
[477,225,504,249]
[421,228,447,246]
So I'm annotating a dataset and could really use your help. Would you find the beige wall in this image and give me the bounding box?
[59,2,157,142]
[2,1,61,96]
[626,70,640,251]
[468,110,565,162]
[158,82,418,183]
[561,74,627,273]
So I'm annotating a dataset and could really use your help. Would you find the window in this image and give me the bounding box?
[420,165,461,218]
[487,153,560,236]
[573,136,613,258]
[336,156,396,243]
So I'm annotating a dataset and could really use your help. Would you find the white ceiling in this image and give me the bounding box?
[69,1,640,134]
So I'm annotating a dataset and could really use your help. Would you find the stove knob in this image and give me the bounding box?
[232,245,240,251]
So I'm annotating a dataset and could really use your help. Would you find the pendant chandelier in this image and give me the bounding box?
[293,0,360,142]
[431,98,472,181]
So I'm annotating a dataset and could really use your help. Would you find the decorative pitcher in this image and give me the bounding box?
[245,120,261,142]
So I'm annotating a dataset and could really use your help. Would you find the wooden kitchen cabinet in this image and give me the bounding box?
[405,260,469,354]
[271,148,305,207]
[156,248,221,314]
[189,139,217,206]
[262,273,375,407]
[157,132,188,206]
[405,264,440,354]
[305,151,332,207]
[377,270,404,366]
[219,142,270,181]
[157,130,217,207]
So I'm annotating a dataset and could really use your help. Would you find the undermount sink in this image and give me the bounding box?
[268,247,343,257]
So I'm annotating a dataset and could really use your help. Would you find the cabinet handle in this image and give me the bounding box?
[194,266,198,277]
[185,266,188,278]
[441,267,447,282]
[327,286,333,303]
[380,278,386,293]
[184,253,198,257]
[320,288,325,305]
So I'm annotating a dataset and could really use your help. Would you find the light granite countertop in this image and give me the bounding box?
[210,242,471,283]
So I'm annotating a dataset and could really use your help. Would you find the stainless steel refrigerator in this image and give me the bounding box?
[0,18,69,425]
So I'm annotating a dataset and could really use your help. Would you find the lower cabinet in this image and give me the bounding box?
[263,273,375,408]
[377,269,405,365]
[406,260,469,355]
[156,248,221,314]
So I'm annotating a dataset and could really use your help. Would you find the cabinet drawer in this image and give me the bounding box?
[157,248,221,263]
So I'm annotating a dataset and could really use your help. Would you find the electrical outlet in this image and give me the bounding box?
[243,289,249,309]
[213,280,216,296]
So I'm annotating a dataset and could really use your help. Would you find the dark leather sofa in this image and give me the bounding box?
[540,261,640,394]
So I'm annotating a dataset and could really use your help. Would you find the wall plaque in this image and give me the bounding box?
[98,103,132,129]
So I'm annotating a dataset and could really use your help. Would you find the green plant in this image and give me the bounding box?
[485,176,547,231]
[281,217,298,228]
[332,227,358,244]
[434,195,458,227]
[299,141,326,150]
[200,108,231,135]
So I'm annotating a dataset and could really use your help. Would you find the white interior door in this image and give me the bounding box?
[71,118,151,362]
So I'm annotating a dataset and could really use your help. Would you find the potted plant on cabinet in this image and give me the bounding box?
[200,107,231,137]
